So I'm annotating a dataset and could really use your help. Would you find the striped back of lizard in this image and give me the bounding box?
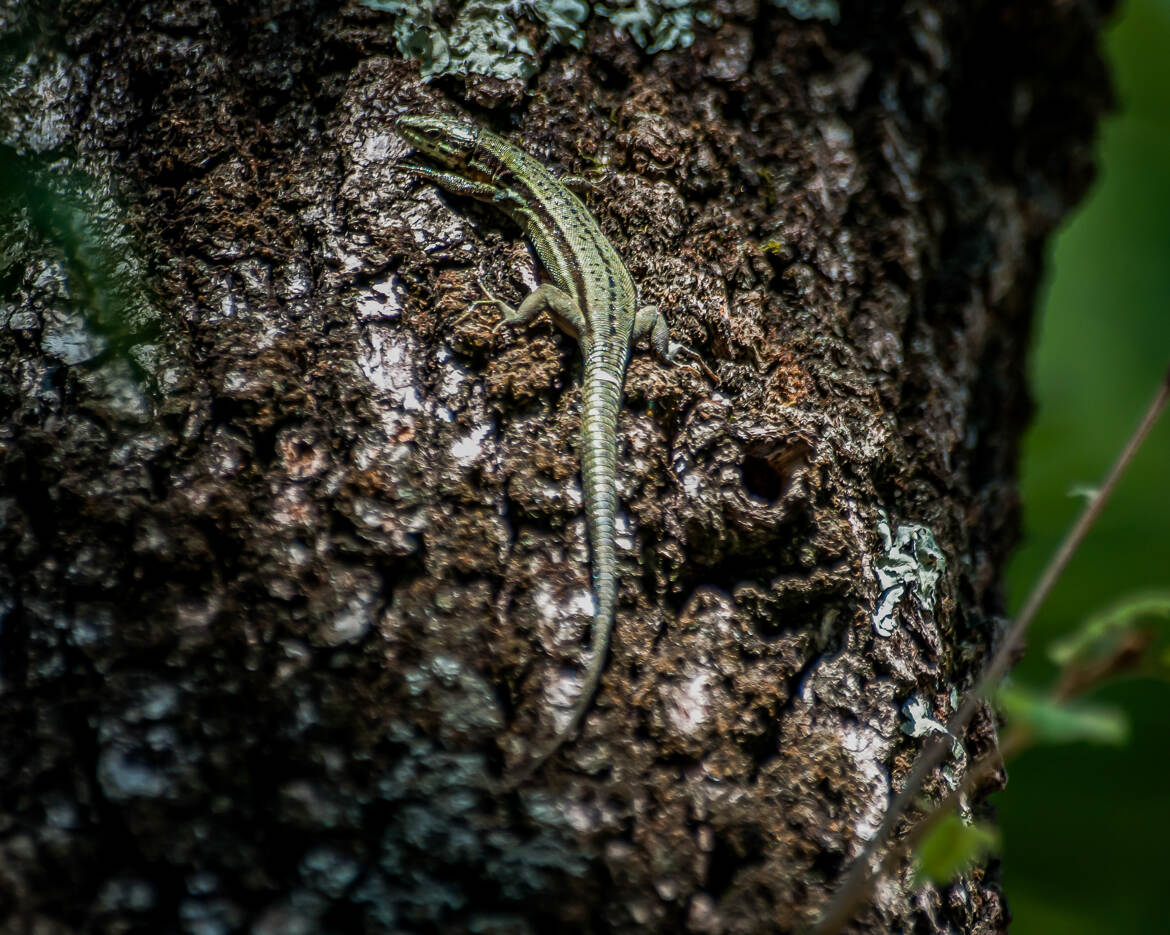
[396,114,636,780]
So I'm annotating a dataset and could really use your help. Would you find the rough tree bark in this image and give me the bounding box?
[0,1,1110,933]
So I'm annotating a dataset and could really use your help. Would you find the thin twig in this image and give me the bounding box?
[863,728,1026,893]
[812,365,1170,935]
[825,625,1151,927]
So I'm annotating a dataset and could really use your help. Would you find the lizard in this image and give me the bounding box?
[395,113,713,782]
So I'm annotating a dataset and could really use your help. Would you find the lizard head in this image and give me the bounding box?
[395,114,485,173]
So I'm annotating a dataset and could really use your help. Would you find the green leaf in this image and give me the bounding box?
[913,812,1000,886]
[997,683,1129,746]
[1048,592,1170,667]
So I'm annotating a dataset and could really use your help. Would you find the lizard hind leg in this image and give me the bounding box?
[470,280,586,341]
[633,304,717,382]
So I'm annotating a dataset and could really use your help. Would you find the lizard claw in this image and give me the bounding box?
[669,343,718,384]
[692,362,720,385]
[475,277,509,308]
[454,278,510,329]
[453,309,475,328]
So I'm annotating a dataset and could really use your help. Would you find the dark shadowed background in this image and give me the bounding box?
[1002,0,1170,931]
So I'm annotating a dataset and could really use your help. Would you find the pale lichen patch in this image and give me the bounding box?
[434,347,471,400]
[542,669,587,735]
[357,274,405,320]
[322,592,375,646]
[900,692,948,739]
[533,581,594,626]
[871,511,946,637]
[837,721,894,844]
[663,670,711,736]
[356,324,423,412]
[271,483,316,529]
[41,303,106,365]
[450,421,494,466]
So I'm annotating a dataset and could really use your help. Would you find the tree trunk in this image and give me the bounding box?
[0,2,1110,933]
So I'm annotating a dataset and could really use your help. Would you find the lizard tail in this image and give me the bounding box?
[503,352,622,787]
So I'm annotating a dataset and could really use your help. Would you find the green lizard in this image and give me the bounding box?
[396,113,713,782]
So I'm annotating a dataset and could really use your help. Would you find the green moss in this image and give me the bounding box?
[771,0,840,24]
[0,147,159,356]
[363,0,720,80]
[596,0,720,55]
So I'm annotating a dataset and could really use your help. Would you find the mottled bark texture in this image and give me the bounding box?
[0,1,1109,933]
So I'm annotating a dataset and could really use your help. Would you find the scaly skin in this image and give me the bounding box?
[396,114,712,783]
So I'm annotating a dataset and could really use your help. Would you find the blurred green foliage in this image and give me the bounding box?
[1001,0,1170,931]
[914,814,1000,888]
[997,682,1130,747]
[0,146,157,352]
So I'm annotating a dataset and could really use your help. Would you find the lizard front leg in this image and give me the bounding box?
[633,304,716,381]
[399,162,503,201]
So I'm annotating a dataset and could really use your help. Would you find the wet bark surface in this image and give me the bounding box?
[0,2,1110,933]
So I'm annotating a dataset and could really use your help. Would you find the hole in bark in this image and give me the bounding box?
[741,439,811,504]
[322,898,366,931]
[742,709,784,774]
[764,254,785,294]
[706,824,768,897]
[0,598,29,687]
[0,259,22,297]
[811,847,844,881]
